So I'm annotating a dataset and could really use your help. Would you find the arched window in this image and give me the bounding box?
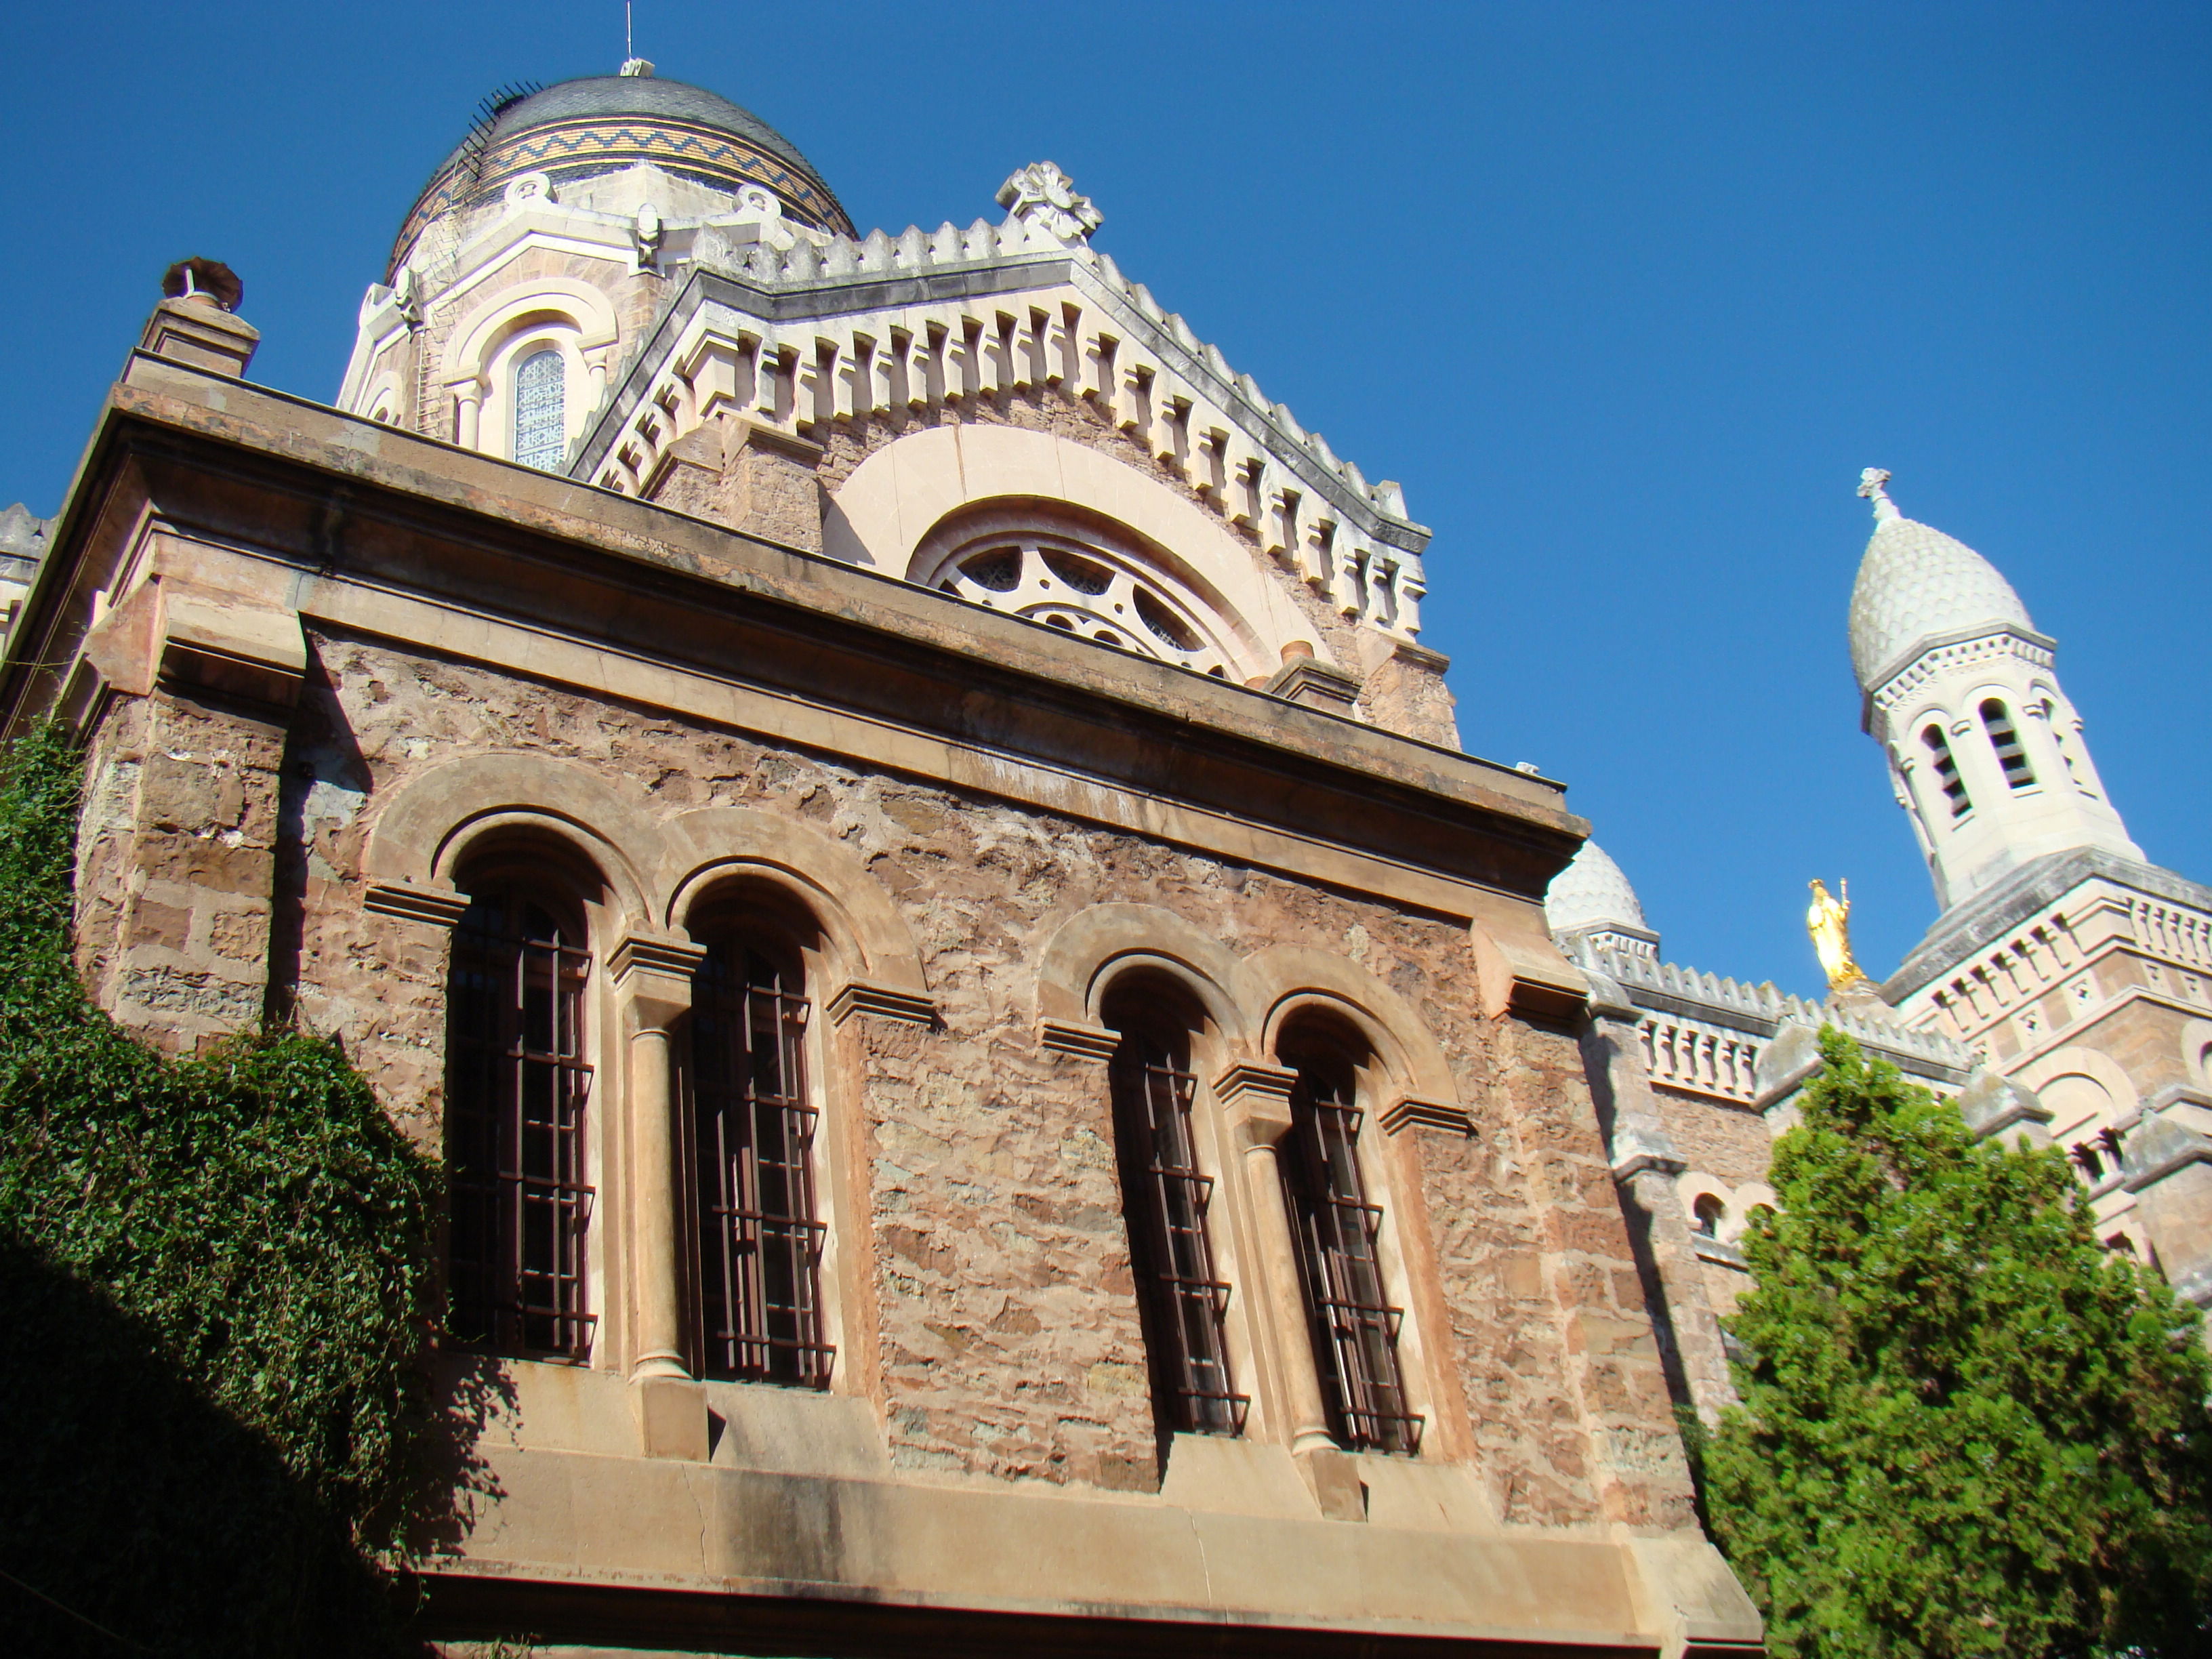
[1980,699,2036,790]
[512,348,567,470]
[916,518,1240,678]
[1103,987,1245,1438]
[446,884,596,1358]
[1691,1193,1725,1239]
[1922,724,1972,819]
[689,934,832,1387]
[1277,1030,1421,1454]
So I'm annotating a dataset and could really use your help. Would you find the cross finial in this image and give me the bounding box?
[1858,466,1900,523]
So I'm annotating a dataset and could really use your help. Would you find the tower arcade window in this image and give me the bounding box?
[1979,699,2036,790]
[512,347,567,470]
[1922,724,1972,819]
[1104,989,1246,1437]
[1278,1033,1421,1454]
[1692,1193,1725,1239]
[445,884,596,1358]
[689,935,833,1387]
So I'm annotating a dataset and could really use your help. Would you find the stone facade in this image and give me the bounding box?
[0,202,1760,1657]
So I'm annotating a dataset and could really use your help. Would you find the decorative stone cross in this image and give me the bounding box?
[996,161,1103,245]
[1858,466,1900,523]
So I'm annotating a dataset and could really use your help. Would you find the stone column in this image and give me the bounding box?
[453,384,482,450]
[609,934,708,1460]
[1215,1062,1334,1455]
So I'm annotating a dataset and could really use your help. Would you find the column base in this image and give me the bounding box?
[631,1372,709,1461]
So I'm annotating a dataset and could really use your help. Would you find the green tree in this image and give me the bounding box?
[1706,1029,2212,1658]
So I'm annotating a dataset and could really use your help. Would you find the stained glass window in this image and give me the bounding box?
[512,348,567,470]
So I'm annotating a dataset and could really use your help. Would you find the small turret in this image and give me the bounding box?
[1849,470,2139,911]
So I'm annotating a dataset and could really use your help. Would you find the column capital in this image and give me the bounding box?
[611,933,708,1031]
[1216,1061,1298,1150]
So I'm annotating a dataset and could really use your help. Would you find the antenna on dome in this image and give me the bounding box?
[619,1,653,76]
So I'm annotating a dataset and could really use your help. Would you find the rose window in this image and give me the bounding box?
[930,535,1231,677]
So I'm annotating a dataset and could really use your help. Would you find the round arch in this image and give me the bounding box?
[1240,944,1462,1107]
[364,751,659,931]
[660,805,928,996]
[1033,902,1247,1038]
[820,423,1330,674]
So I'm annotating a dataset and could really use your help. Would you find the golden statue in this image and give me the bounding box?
[1807,878,1874,993]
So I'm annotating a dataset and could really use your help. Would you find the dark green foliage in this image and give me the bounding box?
[0,721,442,1654]
[1706,1029,2212,1658]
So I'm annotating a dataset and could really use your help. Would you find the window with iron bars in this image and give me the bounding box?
[445,888,596,1359]
[691,941,834,1387]
[1280,1046,1422,1454]
[1107,1008,1247,1437]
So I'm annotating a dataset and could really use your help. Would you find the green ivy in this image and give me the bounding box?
[0,720,442,1654]
[1705,1028,2212,1658]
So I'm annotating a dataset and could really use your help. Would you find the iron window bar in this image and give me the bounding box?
[1282,1063,1423,1455]
[1111,1024,1248,1435]
[447,892,597,1359]
[693,945,835,1389]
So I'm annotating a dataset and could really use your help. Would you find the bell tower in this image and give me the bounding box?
[1849,469,2141,912]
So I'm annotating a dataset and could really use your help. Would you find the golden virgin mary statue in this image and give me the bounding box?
[1807,878,1875,994]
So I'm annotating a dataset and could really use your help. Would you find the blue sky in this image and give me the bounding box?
[1,1,2205,996]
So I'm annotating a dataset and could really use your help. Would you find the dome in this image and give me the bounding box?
[1847,487,2033,691]
[1545,842,1647,936]
[392,72,853,270]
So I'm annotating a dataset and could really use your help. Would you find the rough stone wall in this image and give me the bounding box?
[74,688,285,1054]
[1654,1088,1774,1190]
[1440,1019,1698,1530]
[266,627,1685,1519]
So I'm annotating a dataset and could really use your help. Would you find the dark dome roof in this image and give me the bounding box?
[392,73,852,270]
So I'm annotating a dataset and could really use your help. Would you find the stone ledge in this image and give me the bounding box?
[1039,1019,1120,1062]
[1377,1098,1474,1137]
[363,879,472,928]
[827,981,936,1027]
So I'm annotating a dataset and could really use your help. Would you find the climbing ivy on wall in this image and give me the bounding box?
[0,720,443,1655]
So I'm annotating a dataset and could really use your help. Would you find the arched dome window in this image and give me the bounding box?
[512,348,568,471]
[1979,699,2036,791]
[1922,724,1972,819]
[916,519,1239,679]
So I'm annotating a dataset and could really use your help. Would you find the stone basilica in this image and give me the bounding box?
[0,56,2200,1659]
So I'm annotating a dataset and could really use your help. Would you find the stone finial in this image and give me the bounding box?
[1858,466,1900,524]
[634,201,664,272]
[995,161,1102,245]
